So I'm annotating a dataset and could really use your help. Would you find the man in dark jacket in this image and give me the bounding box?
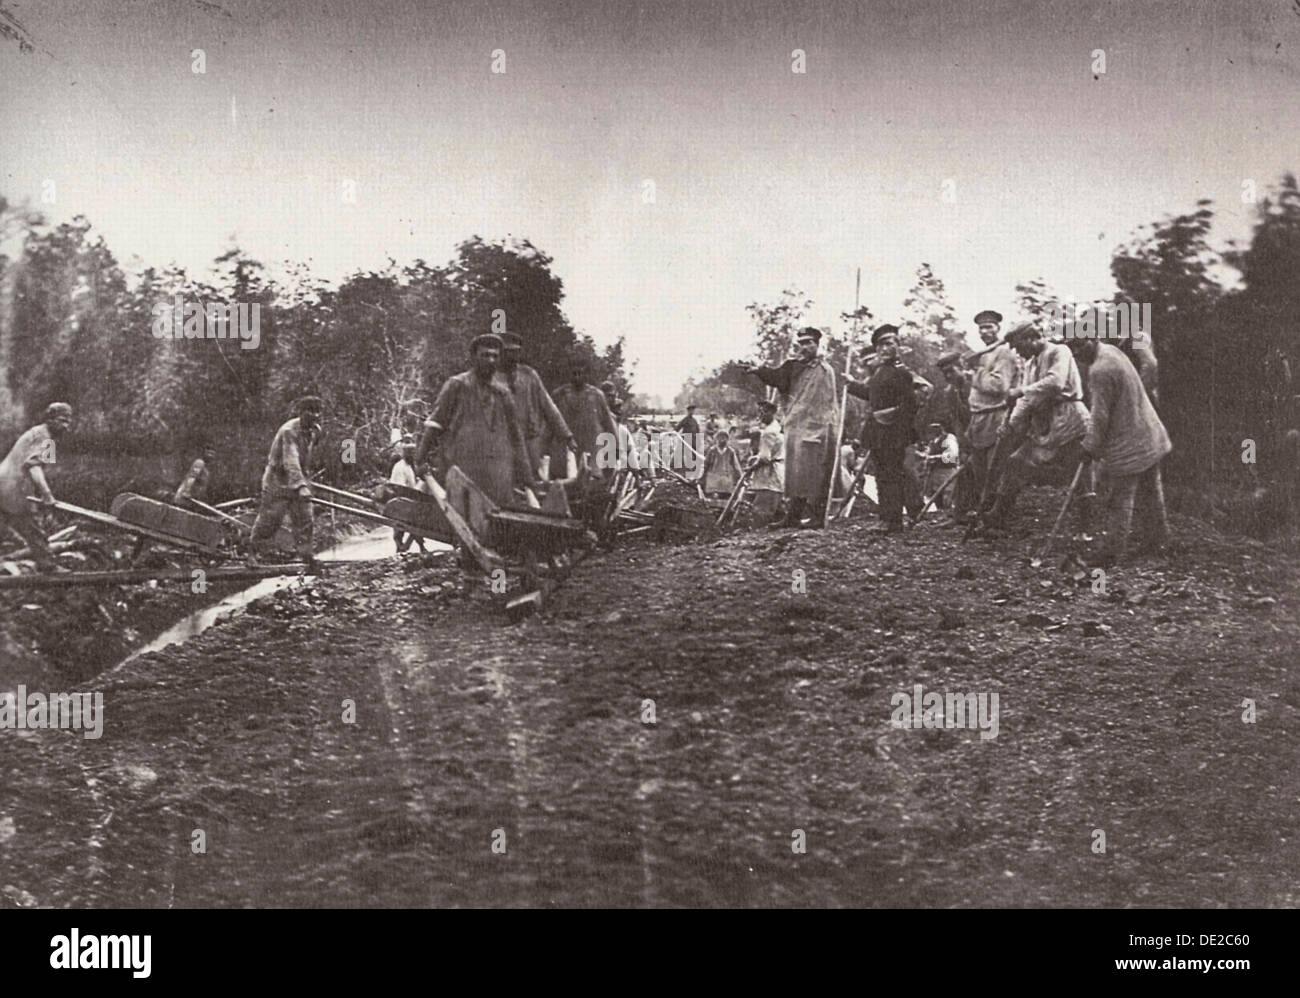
[845,325,919,533]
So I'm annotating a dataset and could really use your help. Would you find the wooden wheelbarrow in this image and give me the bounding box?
[422,467,594,620]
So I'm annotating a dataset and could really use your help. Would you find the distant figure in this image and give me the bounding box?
[675,404,700,438]
[0,402,73,572]
[936,351,974,518]
[174,442,217,509]
[921,422,959,509]
[672,404,702,477]
[702,430,743,496]
[388,436,428,554]
[749,399,785,523]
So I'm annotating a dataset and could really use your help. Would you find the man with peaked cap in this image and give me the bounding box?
[252,395,323,569]
[844,325,919,533]
[0,402,73,571]
[746,326,841,528]
[966,308,1021,518]
[494,332,576,477]
[984,321,1090,529]
[419,333,534,507]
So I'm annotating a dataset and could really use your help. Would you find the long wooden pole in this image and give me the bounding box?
[0,564,303,590]
[823,268,859,527]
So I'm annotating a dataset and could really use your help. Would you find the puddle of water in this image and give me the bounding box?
[116,574,304,666]
[317,528,450,563]
[116,529,450,667]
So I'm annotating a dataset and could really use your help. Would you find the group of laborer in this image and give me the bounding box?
[737,310,1171,564]
[1,309,1170,572]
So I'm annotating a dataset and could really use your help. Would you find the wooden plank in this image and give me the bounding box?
[0,563,303,590]
[422,472,504,574]
[445,466,497,541]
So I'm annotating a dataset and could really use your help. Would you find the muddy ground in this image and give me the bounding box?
[1,491,1297,909]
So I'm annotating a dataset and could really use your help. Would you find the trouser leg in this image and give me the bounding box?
[286,495,315,561]
[1100,471,1140,561]
[251,488,290,553]
[968,446,990,506]
[393,527,410,552]
[875,443,906,528]
[3,511,56,569]
[1134,463,1170,551]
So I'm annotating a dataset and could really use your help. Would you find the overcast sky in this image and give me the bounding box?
[2,0,1297,402]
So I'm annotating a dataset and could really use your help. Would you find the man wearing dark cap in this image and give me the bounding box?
[251,395,322,569]
[844,326,919,533]
[419,333,534,507]
[0,402,73,571]
[549,356,618,483]
[966,309,1020,516]
[746,326,840,527]
[495,332,576,477]
[984,321,1090,528]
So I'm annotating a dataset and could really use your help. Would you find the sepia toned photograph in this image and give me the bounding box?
[0,0,1296,933]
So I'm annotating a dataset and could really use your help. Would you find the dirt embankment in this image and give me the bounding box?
[0,514,364,693]
[2,494,1298,908]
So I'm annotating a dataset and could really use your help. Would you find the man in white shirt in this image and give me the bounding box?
[388,436,427,553]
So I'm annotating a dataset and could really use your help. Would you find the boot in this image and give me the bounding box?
[802,500,828,528]
[780,498,807,528]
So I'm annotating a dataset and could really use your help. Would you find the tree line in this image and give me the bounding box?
[0,202,631,493]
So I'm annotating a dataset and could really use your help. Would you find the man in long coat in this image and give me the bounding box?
[419,334,534,508]
[549,359,618,483]
[747,326,841,528]
[495,332,575,477]
[1067,337,1172,562]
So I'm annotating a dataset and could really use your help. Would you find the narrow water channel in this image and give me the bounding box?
[114,529,450,668]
